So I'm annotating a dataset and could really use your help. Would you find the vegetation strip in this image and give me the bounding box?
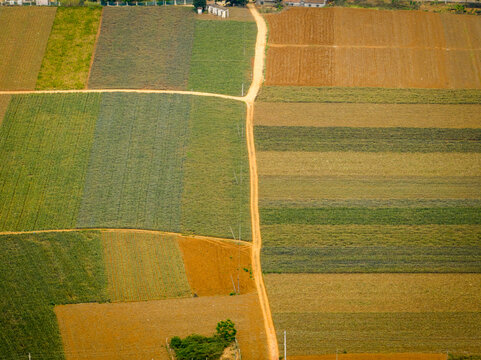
[0,7,56,90]
[88,7,195,90]
[188,20,257,96]
[0,94,11,125]
[260,207,481,225]
[0,93,101,232]
[36,7,102,90]
[0,231,107,360]
[256,86,481,104]
[255,126,481,153]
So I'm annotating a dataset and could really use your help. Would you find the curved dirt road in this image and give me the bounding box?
[246,4,280,360]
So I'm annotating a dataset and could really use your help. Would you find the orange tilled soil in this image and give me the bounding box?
[178,236,256,296]
[55,293,268,360]
[264,7,481,88]
[288,354,446,360]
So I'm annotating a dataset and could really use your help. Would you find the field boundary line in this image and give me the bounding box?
[267,43,481,51]
[246,4,279,360]
[0,89,245,102]
[86,7,104,89]
[0,228,252,247]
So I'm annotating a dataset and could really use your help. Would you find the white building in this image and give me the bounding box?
[285,0,327,6]
[207,3,230,18]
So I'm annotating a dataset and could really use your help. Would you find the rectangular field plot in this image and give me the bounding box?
[264,8,481,88]
[0,7,56,90]
[181,96,251,240]
[257,87,481,104]
[266,274,481,355]
[0,94,100,231]
[0,231,107,360]
[102,231,191,302]
[77,93,189,231]
[88,7,195,89]
[261,224,481,273]
[55,293,268,360]
[0,94,11,125]
[254,103,481,128]
[36,7,102,90]
[188,20,257,95]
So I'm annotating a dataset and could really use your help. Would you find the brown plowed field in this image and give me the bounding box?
[254,103,481,128]
[178,236,256,296]
[0,7,56,90]
[264,8,481,88]
[288,354,446,360]
[0,95,11,125]
[55,293,268,360]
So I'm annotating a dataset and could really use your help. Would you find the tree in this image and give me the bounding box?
[193,0,206,10]
[225,0,247,7]
[216,319,237,343]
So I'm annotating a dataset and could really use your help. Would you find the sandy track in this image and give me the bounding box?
[246,4,280,360]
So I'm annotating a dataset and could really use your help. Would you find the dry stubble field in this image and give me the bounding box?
[264,7,481,88]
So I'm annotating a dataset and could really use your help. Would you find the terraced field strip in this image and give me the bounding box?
[178,235,255,296]
[264,8,481,88]
[0,7,56,90]
[266,274,481,355]
[0,93,100,231]
[261,224,481,273]
[88,7,195,90]
[0,231,107,360]
[55,293,269,360]
[188,19,257,96]
[254,103,481,128]
[102,230,191,302]
[257,86,481,104]
[0,94,10,125]
[77,93,189,231]
[36,7,102,90]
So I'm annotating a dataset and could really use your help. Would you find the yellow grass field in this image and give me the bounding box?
[254,103,481,128]
[55,294,268,360]
[264,8,481,88]
[265,273,481,313]
[257,151,481,177]
[102,231,191,302]
[288,354,446,360]
[0,95,11,125]
[0,7,56,90]
[178,236,256,297]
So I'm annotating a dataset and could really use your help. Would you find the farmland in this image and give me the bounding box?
[36,7,102,90]
[88,7,195,89]
[55,293,269,360]
[0,231,107,360]
[264,8,481,88]
[0,94,100,231]
[265,274,481,354]
[0,95,10,125]
[102,231,191,302]
[188,20,257,95]
[0,7,56,90]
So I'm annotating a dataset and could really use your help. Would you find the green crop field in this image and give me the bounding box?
[0,231,107,360]
[36,7,102,90]
[0,93,249,239]
[257,86,481,104]
[0,94,100,231]
[88,7,195,89]
[0,95,10,125]
[0,7,56,90]
[188,20,257,95]
[181,96,251,240]
[103,231,191,302]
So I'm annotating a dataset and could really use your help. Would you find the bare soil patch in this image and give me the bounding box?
[288,354,446,360]
[178,236,256,296]
[55,293,268,360]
